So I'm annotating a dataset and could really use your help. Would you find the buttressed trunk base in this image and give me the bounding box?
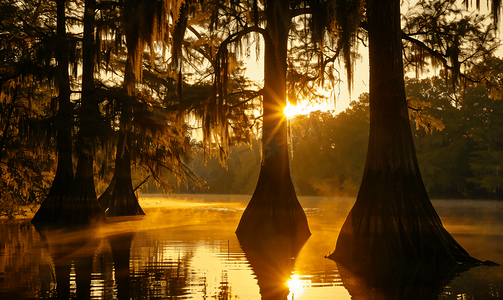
[59,153,106,226]
[236,0,310,241]
[98,130,144,217]
[236,162,311,240]
[328,0,481,276]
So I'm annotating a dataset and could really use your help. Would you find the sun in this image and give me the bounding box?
[283,103,305,119]
[283,100,333,119]
[286,274,306,297]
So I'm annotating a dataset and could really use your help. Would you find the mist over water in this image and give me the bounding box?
[0,195,502,299]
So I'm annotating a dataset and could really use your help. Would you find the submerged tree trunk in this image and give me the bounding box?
[60,152,105,225]
[32,0,74,225]
[98,58,144,216]
[59,0,105,226]
[328,0,478,273]
[236,0,310,240]
[98,119,144,216]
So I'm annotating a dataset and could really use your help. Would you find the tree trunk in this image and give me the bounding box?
[236,0,310,240]
[59,152,105,225]
[32,0,74,225]
[328,0,477,274]
[59,0,105,226]
[98,124,144,216]
[98,58,144,216]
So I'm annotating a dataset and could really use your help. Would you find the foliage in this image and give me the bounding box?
[409,72,503,198]
[174,96,369,197]
[0,0,56,217]
[1,0,502,221]
[402,0,499,87]
[200,0,365,164]
[407,77,475,196]
[0,74,53,219]
[169,139,261,194]
[0,151,50,218]
[289,95,369,196]
[179,73,503,199]
[0,0,210,219]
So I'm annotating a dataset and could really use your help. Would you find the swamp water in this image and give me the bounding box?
[0,194,502,299]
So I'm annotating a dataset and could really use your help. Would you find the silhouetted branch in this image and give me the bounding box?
[133,175,150,192]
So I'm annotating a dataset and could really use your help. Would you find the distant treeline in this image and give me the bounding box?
[152,75,502,199]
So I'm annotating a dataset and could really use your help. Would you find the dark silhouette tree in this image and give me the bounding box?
[3,0,203,221]
[402,0,499,90]
[206,0,362,240]
[96,0,157,217]
[59,0,106,225]
[32,0,75,225]
[98,62,145,217]
[328,0,499,274]
[234,0,311,239]
[97,0,201,215]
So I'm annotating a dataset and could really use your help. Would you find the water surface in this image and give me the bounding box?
[0,195,502,299]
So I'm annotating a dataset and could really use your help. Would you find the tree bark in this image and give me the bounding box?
[236,0,310,240]
[32,0,74,225]
[328,0,477,274]
[59,0,105,226]
[98,117,145,217]
[98,57,144,217]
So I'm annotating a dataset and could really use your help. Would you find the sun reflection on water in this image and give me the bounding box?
[1,195,502,299]
[287,274,306,298]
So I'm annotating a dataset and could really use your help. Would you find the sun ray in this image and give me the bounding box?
[286,274,307,298]
[283,99,334,119]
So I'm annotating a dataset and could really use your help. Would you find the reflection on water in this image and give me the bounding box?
[336,256,477,300]
[0,195,502,299]
[238,231,308,300]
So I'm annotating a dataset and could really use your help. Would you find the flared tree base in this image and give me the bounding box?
[32,194,65,226]
[58,154,106,226]
[328,170,483,276]
[99,176,145,217]
[32,166,73,226]
[236,169,311,241]
[58,195,106,226]
[236,195,311,241]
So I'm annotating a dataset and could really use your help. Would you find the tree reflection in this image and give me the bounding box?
[238,235,308,300]
[33,224,195,299]
[36,226,101,299]
[335,261,500,300]
[337,263,444,300]
[0,221,53,299]
[129,240,193,299]
[109,233,134,300]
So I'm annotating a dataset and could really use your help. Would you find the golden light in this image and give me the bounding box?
[283,103,304,119]
[286,274,306,298]
[283,100,333,119]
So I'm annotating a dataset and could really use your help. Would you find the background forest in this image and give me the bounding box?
[169,71,503,199]
[1,0,503,221]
